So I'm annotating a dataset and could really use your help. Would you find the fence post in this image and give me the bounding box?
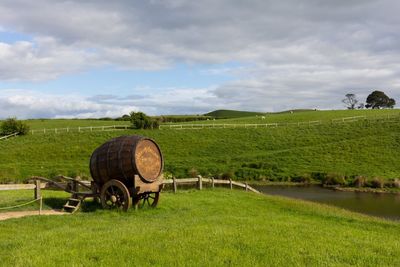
[211,177,215,188]
[39,196,42,215]
[34,180,41,200]
[78,127,81,132]
[198,175,202,190]
[55,128,57,134]
[245,182,248,191]
[43,128,46,134]
[229,179,233,190]
[173,176,177,193]
[67,127,69,132]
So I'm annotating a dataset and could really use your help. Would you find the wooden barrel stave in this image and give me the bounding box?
[90,135,163,187]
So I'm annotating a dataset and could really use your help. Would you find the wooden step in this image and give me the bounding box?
[62,196,82,213]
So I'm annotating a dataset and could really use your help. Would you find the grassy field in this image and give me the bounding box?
[24,119,129,130]
[182,109,400,125]
[1,109,400,184]
[0,189,399,266]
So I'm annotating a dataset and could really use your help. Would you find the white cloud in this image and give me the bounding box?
[0,0,399,114]
[0,90,137,119]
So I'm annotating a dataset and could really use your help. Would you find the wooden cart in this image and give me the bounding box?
[89,135,164,211]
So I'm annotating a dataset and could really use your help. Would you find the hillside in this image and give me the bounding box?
[1,189,399,266]
[1,109,400,184]
[204,109,265,118]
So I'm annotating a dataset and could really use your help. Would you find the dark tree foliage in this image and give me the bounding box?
[130,111,159,129]
[0,117,30,135]
[115,114,131,121]
[365,91,396,109]
[342,93,358,109]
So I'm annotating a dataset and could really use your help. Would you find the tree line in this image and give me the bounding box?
[342,90,396,110]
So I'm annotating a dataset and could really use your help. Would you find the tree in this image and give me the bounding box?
[388,98,396,109]
[365,90,396,109]
[342,93,358,109]
[130,111,159,129]
[0,117,30,135]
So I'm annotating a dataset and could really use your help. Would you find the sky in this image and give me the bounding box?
[0,0,399,119]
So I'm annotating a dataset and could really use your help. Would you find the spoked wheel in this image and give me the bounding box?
[100,179,132,211]
[133,192,160,209]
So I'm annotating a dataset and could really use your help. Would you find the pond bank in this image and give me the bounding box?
[253,184,400,221]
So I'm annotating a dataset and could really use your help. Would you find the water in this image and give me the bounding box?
[254,185,400,221]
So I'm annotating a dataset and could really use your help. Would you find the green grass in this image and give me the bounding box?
[0,189,70,212]
[24,119,129,130]
[0,189,399,266]
[191,109,400,125]
[1,109,400,183]
[1,117,400,182]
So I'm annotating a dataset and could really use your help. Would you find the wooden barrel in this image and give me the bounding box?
[90,135,163,186]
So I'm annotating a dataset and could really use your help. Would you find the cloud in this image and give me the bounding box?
[0,90,136,118]
[0,88,220,118]
[0,0,399,113]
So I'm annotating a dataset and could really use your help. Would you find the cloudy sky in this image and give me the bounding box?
[0,0,399,118]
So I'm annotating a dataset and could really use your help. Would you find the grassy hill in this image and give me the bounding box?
[1,189,399,266]
[187,109,400,125]
[204,109,265,118]
[0,109,400,184]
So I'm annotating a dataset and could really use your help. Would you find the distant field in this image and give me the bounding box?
[1,189,399,266]
[204,109,266,118]
[181,109,400,125]
[23,119,129,130]
[1,109,399,183]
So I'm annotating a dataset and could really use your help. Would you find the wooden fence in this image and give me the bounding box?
[163,176,260,194]
[0,176,259,195]
[159,114,400,130]
[0,132,19,140]
[30,125,131,135]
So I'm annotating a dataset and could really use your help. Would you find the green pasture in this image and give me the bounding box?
[180,109,400,125]
[1,112,400,183]
[24,119,129,130]
[0,189,399,266]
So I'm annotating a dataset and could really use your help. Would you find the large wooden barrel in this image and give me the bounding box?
[90,135,163,186]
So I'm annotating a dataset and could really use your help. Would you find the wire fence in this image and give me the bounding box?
[159,114,400,130]
[24,114,400,134]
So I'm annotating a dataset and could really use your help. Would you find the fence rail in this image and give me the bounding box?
[160,114,400,130]
[0,132,19,140]
[30,125,131,135]
[164,176,260,193]
[0,176,259,194]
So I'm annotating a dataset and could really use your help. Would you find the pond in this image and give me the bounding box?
[253,185,400,221]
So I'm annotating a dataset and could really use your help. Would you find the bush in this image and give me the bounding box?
[221,171,234,180]
[130,111,159,129]
[322,173,346,186]
[352,176,367,187]
[188,168,198,178]
[0,117,30,135]
[369,178,384,188]
[291,174,312,184]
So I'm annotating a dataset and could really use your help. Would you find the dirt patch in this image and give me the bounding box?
[0,210,68,221]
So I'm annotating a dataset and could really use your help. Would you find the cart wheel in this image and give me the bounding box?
[100,179,131,211]
[133,192,160,209]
